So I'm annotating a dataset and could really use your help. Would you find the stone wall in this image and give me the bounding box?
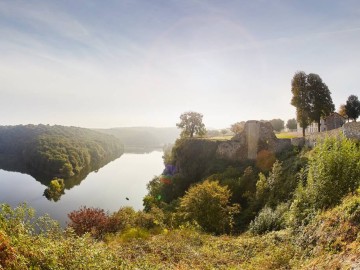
[246,121,260,159]
[343,122,360,140]
[216,140,247,162]
[290,122,360,148]
[216,120,291,161]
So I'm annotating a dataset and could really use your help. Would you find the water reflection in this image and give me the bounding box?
[0,150,164,226]
[0,153,124,201]
[43,179,65,202]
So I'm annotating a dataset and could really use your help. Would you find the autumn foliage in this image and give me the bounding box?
[67,206,109,238]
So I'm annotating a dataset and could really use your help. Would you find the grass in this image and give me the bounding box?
[275,132,300,139]
[206,133,301,140]
[206,135,233,141]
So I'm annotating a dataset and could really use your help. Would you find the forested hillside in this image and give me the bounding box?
[96,127,179,150]
[0,125,123,183]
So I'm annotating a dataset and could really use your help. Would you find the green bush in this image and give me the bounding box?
[290,136,360,226]
[249,203,288,235]
[118,227,150,242]
[178,180,240,234]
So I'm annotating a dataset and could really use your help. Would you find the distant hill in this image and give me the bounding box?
[96,127,180,149]
[0,124,124,184]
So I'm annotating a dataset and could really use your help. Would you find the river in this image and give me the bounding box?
[0,150,164,226]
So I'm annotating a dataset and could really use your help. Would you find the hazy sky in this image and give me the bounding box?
[1,0,359,128]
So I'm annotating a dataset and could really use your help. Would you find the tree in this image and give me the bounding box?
[176,111,206,138]
[230,121,245,134]
[345,95,360,122]
[178,180,240,234]
[269,119,284,132]
[221,129,228,136]
[291,71,334,135]
[307,73,334,132]
[291,71,311,137]
[338,104,348,119]
[286,118,297,130]
[206,129,221,137]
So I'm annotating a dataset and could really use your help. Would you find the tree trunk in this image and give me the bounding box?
[318,121,321,132]
[190,126,194,137]
[302,127,305,137]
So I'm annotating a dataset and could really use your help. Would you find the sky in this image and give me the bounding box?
[1,0,360,129]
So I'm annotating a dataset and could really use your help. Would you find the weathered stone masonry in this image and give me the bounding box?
[216,120,291,161]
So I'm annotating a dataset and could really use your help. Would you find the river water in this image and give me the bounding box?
[0,150,164,226]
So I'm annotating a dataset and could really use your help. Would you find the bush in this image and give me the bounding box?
[178,180,240,234]
[290,136,360,226]
[67,206,109,238]
[107,206,137,233]
[307,136,360,208]
[0,230,16,268]
[118,227,150,242]
[249,203,288,235]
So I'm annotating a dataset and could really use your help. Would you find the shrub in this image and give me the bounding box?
[107,206,137,233]
[0,230,16,268]
[307,136,360,208]
[256,150,276,171]
[249,203,288,235]
[118,227,150,242]
[290,136,360,226]
[67,206,109,238]
[178,180,240,234]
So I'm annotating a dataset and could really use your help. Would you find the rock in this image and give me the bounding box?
[343,122,360,140]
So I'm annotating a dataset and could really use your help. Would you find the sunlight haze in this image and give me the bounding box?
[1,0,359,128]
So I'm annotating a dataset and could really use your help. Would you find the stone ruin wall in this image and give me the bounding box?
[246,121,260,159]
[343,122,360,140]
[291,122,360,148]
[216,121,360,162]
[216,120,291,161]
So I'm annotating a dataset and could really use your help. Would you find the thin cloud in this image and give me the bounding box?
[0,1,89,42]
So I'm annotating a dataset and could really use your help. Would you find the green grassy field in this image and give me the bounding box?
[275,132,300,139]
[206,132,300,140]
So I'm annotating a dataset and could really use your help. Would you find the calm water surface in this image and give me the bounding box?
[0,151,164,226]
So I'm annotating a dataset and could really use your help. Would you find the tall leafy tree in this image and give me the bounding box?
[270,119,284,132]
[307,73,334,131]
[291,71,311,137]
[345,95,360,122]
[286,118,297,130]
[176,111,206,138]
